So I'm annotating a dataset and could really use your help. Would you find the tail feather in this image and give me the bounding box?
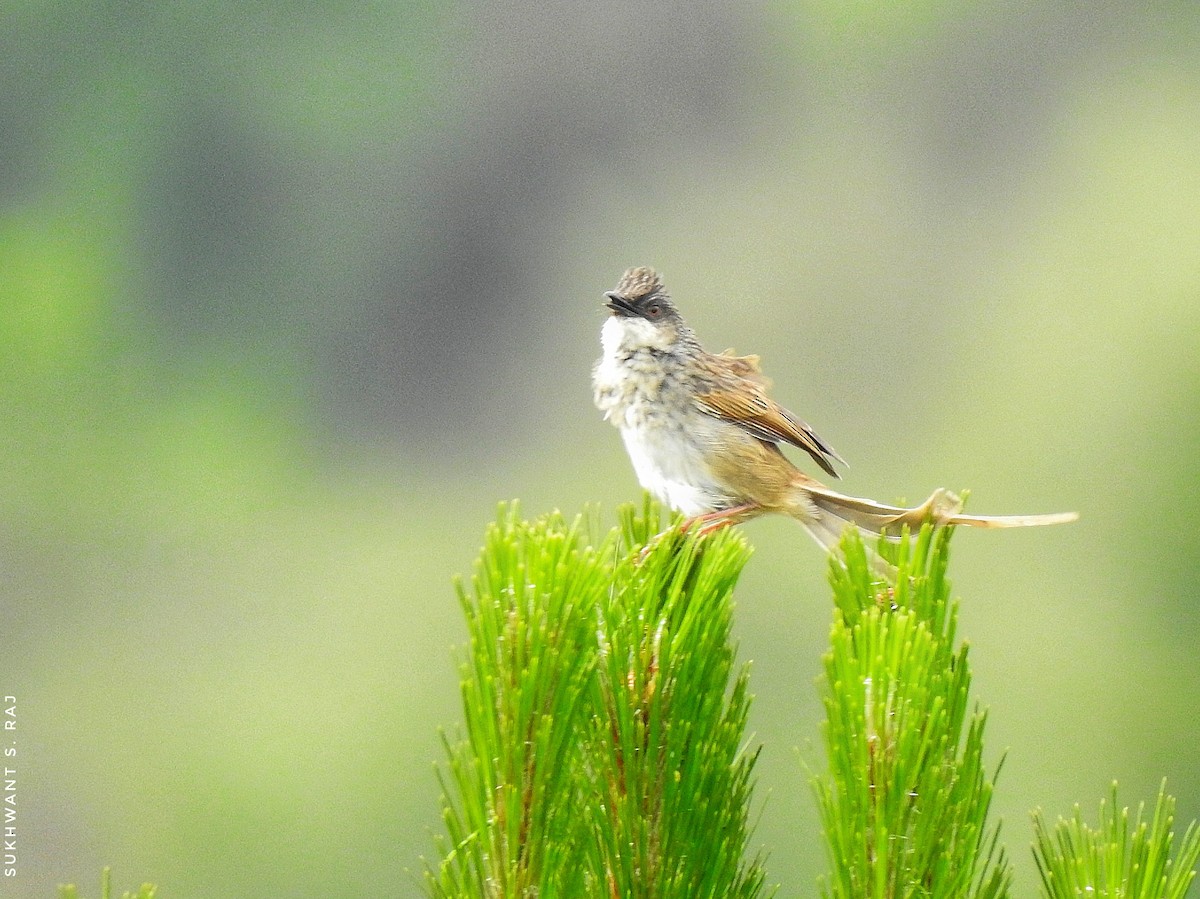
[942,509,1080,528]
[805,485,1076,533]
[795,485,1077,575]
[795,495,897,577]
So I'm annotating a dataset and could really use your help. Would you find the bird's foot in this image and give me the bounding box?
[635,503,760,562]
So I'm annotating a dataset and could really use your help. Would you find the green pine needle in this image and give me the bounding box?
[426,498,770,898]
[589,499,767,898]
[58,868,156,899]
[814,524,1010,899]
[427,503,611,897]
[1032,780,1200,899]
[427,499,1200,899]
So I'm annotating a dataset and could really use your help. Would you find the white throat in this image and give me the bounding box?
[600,314,675,358]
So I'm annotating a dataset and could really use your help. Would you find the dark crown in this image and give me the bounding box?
[614,266,664,301]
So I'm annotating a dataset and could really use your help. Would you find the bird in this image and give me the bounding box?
[591,265,1077,565]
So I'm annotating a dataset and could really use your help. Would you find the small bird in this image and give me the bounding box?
[592,266,1077,563]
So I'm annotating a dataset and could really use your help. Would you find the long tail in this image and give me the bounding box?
[796,484,1077,562]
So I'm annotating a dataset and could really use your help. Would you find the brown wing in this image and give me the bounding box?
[693,352,846,479]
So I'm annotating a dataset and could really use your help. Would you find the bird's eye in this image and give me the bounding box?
[645,303,662,318]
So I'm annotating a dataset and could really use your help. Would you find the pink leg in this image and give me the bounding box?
[681,503,762,537]
[637,503,761,562]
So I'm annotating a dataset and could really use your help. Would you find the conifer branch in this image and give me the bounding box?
[426,499,768,898]
[1033,780,1200,899]
[814,526,1010,899]
[426,500,1200,899]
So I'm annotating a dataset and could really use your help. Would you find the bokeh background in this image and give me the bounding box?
[4,2,1199,896]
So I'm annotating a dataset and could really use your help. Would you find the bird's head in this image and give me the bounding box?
[601,266,690,353]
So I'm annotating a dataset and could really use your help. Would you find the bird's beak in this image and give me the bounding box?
[604,291,637,316]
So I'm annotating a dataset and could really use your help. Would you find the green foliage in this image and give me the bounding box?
[429,500,1200,899]
[1033,781,1200,899]
[589,499,767,898]
[814,525,1010,899]
[58,867,156,899]
[427,504,608,897]
[426,498,767,898]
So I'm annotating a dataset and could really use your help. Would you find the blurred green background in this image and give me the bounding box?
[3,2,1199,896]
